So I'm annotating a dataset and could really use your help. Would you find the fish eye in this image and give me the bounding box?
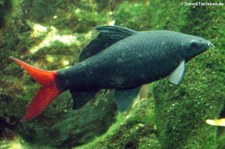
[190,40,199,49]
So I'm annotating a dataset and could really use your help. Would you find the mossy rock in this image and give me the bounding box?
[153,3,225,149]
[17,91,116,148]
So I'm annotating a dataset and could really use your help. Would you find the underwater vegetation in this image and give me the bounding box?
[0,0,225,148]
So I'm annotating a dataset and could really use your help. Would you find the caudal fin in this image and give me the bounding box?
[9,56,62,121]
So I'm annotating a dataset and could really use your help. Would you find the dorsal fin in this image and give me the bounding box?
[79,26,137,61]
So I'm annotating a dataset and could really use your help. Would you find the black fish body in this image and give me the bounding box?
[57,30,209,91]
[10,26,213,121]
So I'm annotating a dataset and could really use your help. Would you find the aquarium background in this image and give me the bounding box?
[0,0,225,148]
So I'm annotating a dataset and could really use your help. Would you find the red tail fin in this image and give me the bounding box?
[9,56,62,121]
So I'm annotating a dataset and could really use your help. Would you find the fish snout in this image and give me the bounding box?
[207,41,215,48]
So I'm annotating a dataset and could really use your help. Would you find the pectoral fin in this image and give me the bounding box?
[114,87,141,112]
[168,60,185,85]
[70,90,98,109]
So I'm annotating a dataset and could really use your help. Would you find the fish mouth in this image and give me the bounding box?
[207,41,214,48]
[203,41,214,51]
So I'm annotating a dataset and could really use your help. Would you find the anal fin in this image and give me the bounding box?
[70,90,98,109]
[114,87,141,112]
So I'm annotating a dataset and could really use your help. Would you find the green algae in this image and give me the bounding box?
[153,3,225,149]
[76,86,160,149]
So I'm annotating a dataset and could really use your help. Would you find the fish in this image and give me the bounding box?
[10,25,213,121]
[206,119,225,126]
